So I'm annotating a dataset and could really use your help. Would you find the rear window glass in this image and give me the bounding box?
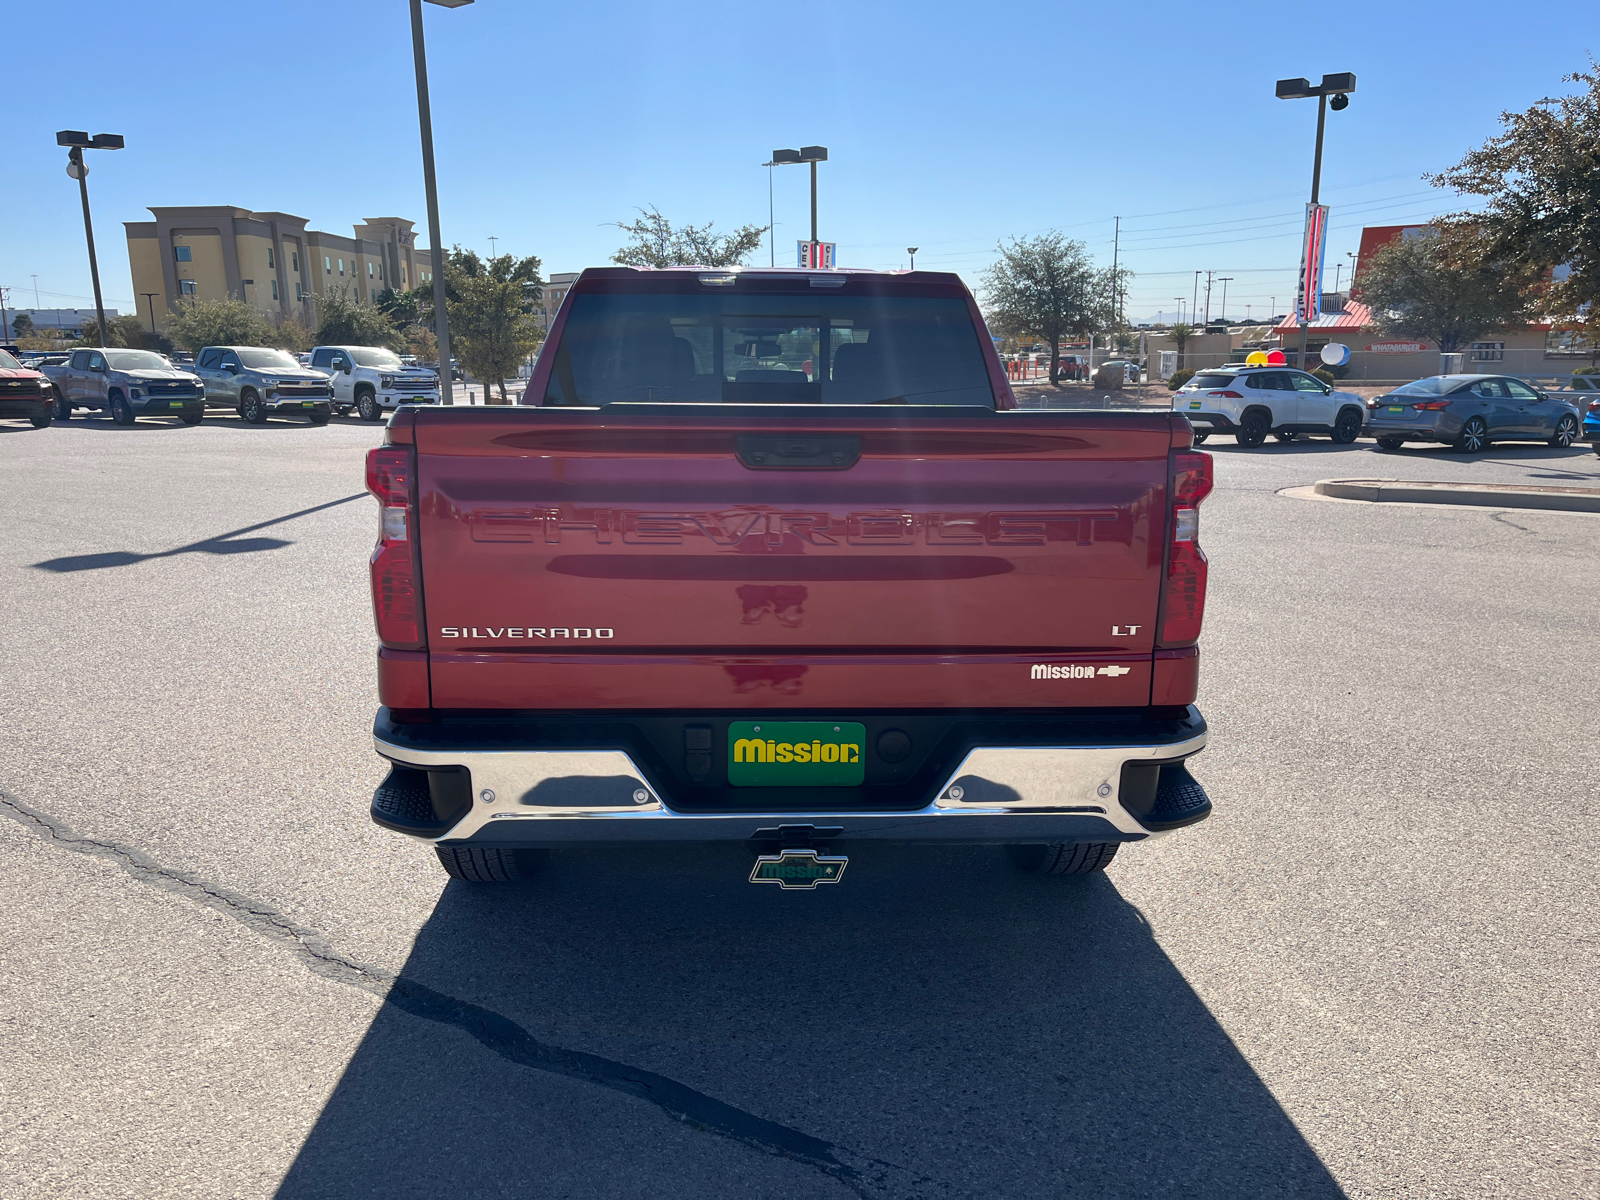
[1389,377,1453,396]
[104,350,171,371]
[543,293,994,408]
[237,349,301,370]
[1188,374,1236,390]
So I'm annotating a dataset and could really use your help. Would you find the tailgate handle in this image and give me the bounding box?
[736,434,861,470]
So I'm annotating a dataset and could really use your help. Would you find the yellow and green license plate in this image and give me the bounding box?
[1387,405,1404,413]
[728,721,866,786]
[169,400,186,408]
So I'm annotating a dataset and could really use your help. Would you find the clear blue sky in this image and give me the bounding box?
[4,0,1595,327]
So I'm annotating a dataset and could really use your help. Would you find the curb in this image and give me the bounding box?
[1314,479,1600,513]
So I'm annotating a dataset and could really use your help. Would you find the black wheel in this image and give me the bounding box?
[356,388,381,422]
[1376,436,1405,450]
[1274,430,1296,443]
[1332,408,1363,444]
[179,411,204,426]
[434,845,548,882]
[1007,842,1119,875]
[1191,431,1209,445]
[29,411,52,429]
[52,387,71,419]
[1550,414,1578,448]
[308,411,330,426]
[240,390,268,424]
[109,393,135,426]
[1453,416,1487,453]
[1237,410,1270,447]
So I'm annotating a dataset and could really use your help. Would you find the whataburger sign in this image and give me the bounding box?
[1365,341,1430,353]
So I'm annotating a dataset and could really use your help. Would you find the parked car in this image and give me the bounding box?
[1098,359,1143,385]
[1579,394,1599,456]
[0,348,54,429]
[41,347,204,425]
[190,346,333,424]
[364,264,1215,885]
[307,345,440,420]
[1171,365,1366,446]
[1366,375,1581,452]
[1055,353,1087,381]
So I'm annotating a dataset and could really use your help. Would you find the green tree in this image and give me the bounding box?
[376,285,435,329]
[313,286,404,350]
[1166,322,1195,369]
[611,206,768,268]
[11,313,33,338]
[446,248,544,403]
[1430,62,1600,340]
[1354,227,1536,352]
[164,298,276,352]
[980,232,1118,384]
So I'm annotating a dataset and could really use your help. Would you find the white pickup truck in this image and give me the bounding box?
[307,345,440,421]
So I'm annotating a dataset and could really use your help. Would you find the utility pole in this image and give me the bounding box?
[1192,271,1201,327]
[1111,216,1121,330]
[31,275,41,308]
[1218,277,1233,324]
[140,292,160,335]
[487,235,498,259]
[1,287,10,343]
[1203,271,1214,326]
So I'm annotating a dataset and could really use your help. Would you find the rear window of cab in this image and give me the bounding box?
[1187,374,1236,390]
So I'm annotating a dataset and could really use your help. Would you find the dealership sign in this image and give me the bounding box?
[1364,340,1430,353]
[1296,203,1330,322]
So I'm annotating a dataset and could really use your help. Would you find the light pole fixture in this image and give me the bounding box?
[771,146,828,248]
[907,247,918,270]
[56,130,123,348]
[1276,71,1356,367]
[140,292,160,335]
[410,0,472,405]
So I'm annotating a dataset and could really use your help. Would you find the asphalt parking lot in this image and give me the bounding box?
[1,411,1596,1199]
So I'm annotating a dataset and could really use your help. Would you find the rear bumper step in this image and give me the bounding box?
[370,706,1211,846]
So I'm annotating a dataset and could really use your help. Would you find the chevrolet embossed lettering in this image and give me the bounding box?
[728,721,866,786]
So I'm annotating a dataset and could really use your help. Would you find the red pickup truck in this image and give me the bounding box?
[367,267,1212,886]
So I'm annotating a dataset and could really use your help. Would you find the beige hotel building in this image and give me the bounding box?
[125,206,436,332]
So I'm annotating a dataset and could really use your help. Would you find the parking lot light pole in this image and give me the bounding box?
[907,247,918,270]
[770,146,828,258]
[411,0,472,405]
[140,292,160,335]
[1276,72,1356,369]
[56,131,123,349]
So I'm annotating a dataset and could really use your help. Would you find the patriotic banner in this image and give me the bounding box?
[1295,204,1330,323]
[798,241,837,269]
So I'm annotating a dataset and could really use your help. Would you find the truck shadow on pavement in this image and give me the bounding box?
[31,493,366,573]
[276,844,1345,1200]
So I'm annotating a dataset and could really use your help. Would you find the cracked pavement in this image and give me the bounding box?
[1,414,1596,1198]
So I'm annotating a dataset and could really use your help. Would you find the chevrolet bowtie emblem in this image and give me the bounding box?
[749,848,849,889]
[1097,665,1131,677]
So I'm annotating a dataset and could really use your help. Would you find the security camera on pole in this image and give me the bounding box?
[56,130,124,349]
[1276,72,1356,370]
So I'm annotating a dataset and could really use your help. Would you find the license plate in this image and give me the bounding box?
[1387,406,1404,413]
[302,401,315,407]
[728,721,866,786]
[1188,401,1202,409]
[169,401,185,408]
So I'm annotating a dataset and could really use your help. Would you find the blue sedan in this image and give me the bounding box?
[1367,374,1582,453]
[1581,392,1599,456]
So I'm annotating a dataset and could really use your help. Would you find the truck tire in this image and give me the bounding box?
[52,388,71,419]
[1376,436,1404,450]
[434,845,548,882]
[1007,842,1119,875]
[308,411,330,425]
[29,411,52,429]
[1237,410,1269,447]
[109,393,135,426]
[1332,408,1363,444]
[356,388,381,422]
[1274,430,1296,443]
[240,390,268,424]
[179,411,204,426]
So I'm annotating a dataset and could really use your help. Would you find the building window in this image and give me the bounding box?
[368,262,375,279]
[179,280,198,296]
[295,282,303,300]
[371,287,378,302]
[402,267,408,285]
[271,280,279,300]
[378,263,383,280]
[338,259,345,275]
[292,251,300,272]
[325,256,332,274]
[1470,342,1504,362]
[1545,330,1593,358]
[174,245,192,262]
[268,248,276,269]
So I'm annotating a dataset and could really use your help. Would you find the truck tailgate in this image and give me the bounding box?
[410,409,1177,709]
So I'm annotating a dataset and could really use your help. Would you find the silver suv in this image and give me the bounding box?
[192,347,333,424]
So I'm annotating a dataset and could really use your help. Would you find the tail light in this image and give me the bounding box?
[1587,400,1599,414]
[1160,449,1213,646]
[1412,400,1452,411]
[366,446,423,650]
[1207,390,1244,399]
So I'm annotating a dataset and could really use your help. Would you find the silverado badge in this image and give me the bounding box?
[749,848,849,889]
